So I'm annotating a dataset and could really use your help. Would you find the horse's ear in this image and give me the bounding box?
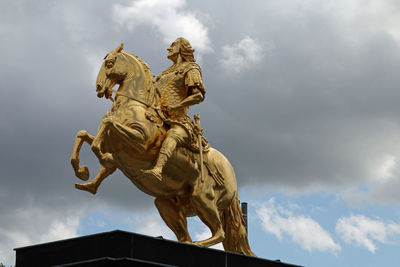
[116,43,124,53]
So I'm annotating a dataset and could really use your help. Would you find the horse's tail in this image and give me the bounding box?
[221,194,256,256]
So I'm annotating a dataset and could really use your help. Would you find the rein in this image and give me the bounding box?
[108,89,160,110]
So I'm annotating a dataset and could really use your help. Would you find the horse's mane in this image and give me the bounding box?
[122,52,155,83]
[119,51,159,107]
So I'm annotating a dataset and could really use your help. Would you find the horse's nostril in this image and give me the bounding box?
[96,84,102,91]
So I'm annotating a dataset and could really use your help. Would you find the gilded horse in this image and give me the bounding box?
[70,44,254,256]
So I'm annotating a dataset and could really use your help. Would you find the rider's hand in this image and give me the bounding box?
[161,104,169,111]
[163,104,179,111]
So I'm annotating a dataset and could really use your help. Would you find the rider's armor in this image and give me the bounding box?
[157,62,205,142]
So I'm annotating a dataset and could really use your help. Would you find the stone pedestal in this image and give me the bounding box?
[14,230,301,267]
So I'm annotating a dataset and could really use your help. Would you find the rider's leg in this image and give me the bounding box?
[142,124,188,180]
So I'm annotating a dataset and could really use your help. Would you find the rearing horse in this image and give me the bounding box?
[70,44,254,256]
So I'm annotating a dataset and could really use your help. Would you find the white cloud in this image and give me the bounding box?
[113,0,212,55]
[372,155,397,181]
[220,36,270,73]
[257,199,341,253]
[336,214,400,253]
[39,217,80,243]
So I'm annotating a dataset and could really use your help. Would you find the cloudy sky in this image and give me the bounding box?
[1,0,400,266]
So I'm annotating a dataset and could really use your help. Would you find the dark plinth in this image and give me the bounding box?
[14,230,302,267]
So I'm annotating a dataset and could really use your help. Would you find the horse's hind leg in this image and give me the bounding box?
[71,130,95,181]
[154,197,192,243]
[191,189,225,247]
[75,166,116,195]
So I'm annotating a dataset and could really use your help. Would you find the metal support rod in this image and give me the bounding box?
[241,202,248,234]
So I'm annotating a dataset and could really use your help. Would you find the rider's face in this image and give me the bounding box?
[167,41,180,62]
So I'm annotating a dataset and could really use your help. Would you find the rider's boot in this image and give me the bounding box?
[142,136,177,181]
[142,153,168,181]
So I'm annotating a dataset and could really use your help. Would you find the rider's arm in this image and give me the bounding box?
[169,67,205,111]
[169,88,204,110]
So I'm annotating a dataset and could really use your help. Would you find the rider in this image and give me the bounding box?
[142,37,205,181]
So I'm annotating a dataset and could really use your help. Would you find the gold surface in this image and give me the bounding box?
[71,39,255,256]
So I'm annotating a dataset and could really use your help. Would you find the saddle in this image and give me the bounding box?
[146,109,223,185]
[148,109,210,153]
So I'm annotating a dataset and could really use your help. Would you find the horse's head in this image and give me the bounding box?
[96,43,130,99]
[96,44,158,108]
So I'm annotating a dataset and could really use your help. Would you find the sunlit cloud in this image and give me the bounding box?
[220,36,270,73]
[113,0,212,55]
[336,214,400,253]
[257,199,341,254]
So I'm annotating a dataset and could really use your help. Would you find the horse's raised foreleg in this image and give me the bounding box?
[103,118,148,153]
[75,166,116,195]
[154,197,192,243]
[91,118,148,167]
[71,130,95,181]
[107,118,147,143]
[91,120,115,168]
[91,117,148,168]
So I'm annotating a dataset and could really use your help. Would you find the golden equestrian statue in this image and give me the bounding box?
[70,38,255,256]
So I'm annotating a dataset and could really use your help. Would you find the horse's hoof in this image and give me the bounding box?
[70,157,78,167]
[76,166,90,181]
[75,183,97,195]
[193,241,207,247]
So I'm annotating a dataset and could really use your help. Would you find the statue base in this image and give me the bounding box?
[14,230,301,267]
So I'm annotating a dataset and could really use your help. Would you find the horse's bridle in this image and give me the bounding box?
[108,89,160,110]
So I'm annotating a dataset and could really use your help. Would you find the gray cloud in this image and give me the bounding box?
[0,1,157,263]
[194,0,400,194]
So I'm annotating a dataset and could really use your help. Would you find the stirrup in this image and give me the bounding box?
[141,168,163,182]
